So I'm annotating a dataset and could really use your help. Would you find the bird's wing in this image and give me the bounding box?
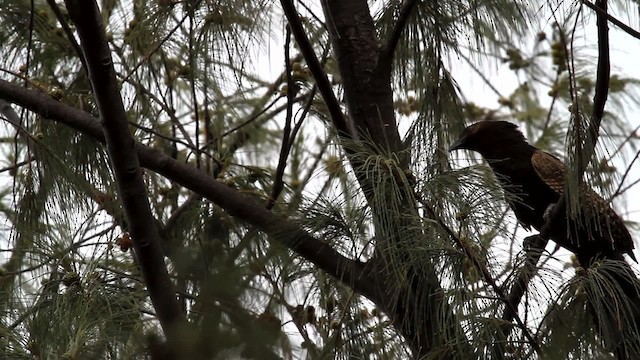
[531,150,636,260]
[530,150,565,195]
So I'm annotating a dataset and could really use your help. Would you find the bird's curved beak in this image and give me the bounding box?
[448,137,466,152]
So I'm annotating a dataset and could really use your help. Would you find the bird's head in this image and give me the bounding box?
[448,121,529,157]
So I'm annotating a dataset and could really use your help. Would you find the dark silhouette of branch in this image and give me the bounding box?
[591,0,610,128]
[610,147,640,201]
[45,0,88,72]
[582,0,640,40]
[267,27,295,210]
[279,0,353,138]
[0,78,376,302]
[64,0,186,339]
[378,0,419,72]
[502,235,546,323]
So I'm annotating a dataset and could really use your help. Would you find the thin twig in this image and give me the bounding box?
[378,0,419,72]
[610,148,640,201]
[280,0,352,138]
[46,0,88,72]
[288,86,317,149]
[267,27,295,210]
[0,158,35,174]
[122,0,204,83]
[419,199,541,353]
[542,71,561,132]
[188,10,200,169]
[614,176,640,199]
[218,95,283,140]
[458,51,504,98]
[128,121,218,162]
[298,0,326,29]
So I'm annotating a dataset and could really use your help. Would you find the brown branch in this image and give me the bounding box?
[141,141,375,296]
[318,1,470,356]
[0,78,376,302]
[321,0,403,154]
[590,0,610,129]
[64,0,186,339]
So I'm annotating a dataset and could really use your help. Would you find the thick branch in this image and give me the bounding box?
[0,79,375,301]
[321,0,401,153]
[590,0,610,128]
[318,1,475,358]
[64,0,187,338]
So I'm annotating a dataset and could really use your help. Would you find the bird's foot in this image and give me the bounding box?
[523,234,544,251]
[543,203,556,223]
[523,235,535,250]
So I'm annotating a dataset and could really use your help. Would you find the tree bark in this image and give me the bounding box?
[64,0,187,341]
[319,0,474,357]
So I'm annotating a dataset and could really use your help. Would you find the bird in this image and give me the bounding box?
[448,120,636,266]
[449,120,640,359]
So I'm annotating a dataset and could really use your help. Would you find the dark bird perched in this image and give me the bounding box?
[448,120,636,266]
